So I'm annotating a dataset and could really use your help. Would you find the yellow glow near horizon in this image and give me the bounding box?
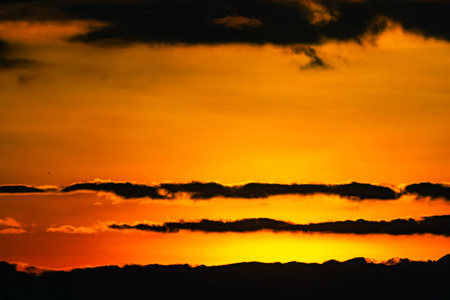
[2,231,449,269]
[1,192,450,268]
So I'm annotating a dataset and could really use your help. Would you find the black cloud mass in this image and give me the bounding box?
[404,182,450,200]
[0,0,448,47]
[0,184,45,193]
[61,182,165,199]
[3,181,450,201]
[60,181,399,200]
[109,215,450,236]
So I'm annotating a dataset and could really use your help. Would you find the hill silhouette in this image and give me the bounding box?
[1,255,449,300]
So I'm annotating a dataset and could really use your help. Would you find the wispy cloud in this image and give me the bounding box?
[0,217,26,234]
[46,225,97,234]
[291,46,330,70]
[46,222,111,234]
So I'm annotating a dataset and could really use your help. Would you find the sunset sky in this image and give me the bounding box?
[0,0,449,270]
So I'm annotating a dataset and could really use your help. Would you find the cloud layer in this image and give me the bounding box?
[3,181,450,201]
[109,215,450,236]
[0,184,46,194]
[61,182,165,199]
[46,225,97,234]
[0,0,449,46]
[61,181,399,200]
[0,1,448,70]
[404,182,450,200]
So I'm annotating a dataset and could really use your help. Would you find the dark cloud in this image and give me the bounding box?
[212,15,264,29]
[374,0,450,41]
[17,180,399,200]
[6,180,450,203]
[0,39,38,70]
[109,215,450,236]
[18,74,35,85]
[0,0,320,45]
[403,182,450,201]
[331,182,397,200]
[319,0,388,43]
[2,254,450,299]
[66,0,321,46]
[160,181,231,199]
[292,46,330,69]
[160,181,398,200]
[0,57,36,70]
[0,0,448,47]
[320,0,450,42]
[0,185,45,193]
[61,182,165,199]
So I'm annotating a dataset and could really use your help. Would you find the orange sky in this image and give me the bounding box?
[1,22,449,186]
[0,1,449,269]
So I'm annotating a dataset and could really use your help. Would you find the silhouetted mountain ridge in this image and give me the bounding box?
[1,255,449,300]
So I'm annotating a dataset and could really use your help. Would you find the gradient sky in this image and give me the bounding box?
[0,0,449,269]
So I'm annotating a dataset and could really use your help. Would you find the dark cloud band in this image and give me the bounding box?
[3,181,450,201]
[109,215,450,236]
[61,182,165,199]
[59,181,399,200]
[403,182,450,200]
[0,185,45,194]
[0,0,448,47]
[159,181,398,200]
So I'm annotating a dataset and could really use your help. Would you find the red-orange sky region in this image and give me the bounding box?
[1,190,450,268]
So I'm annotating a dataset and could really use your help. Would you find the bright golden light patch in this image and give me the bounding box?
[1,191,450,268]
[1,230,449,268]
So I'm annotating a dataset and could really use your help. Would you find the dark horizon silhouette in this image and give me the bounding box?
[1,254,450,300]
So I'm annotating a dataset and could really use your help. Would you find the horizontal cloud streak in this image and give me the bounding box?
[46,225,97,234]
[45,222,110,234]
[109,215,450,236]
[3,181,449,201]
[0,217,26,234]
[61,182,165,199]
[60,181,398,200]
[0,185,46,194]
[160,182,398,200]
[0,0,448,47]
[403,183,450,201]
